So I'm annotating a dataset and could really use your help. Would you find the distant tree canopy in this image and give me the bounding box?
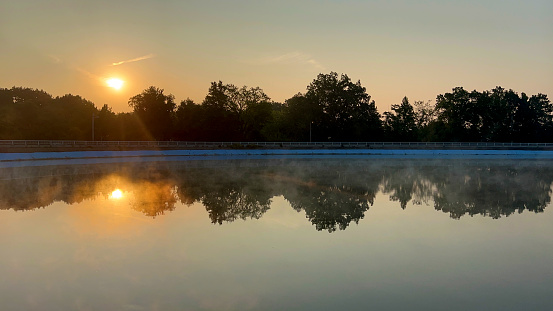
[1,73,551,142]
[433,87,553,142]
[0,87,96,140]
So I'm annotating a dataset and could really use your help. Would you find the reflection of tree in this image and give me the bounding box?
[287,188,370,232]
[379,161,553,219]
[381,166,437,209]
[0,167,103,211]
[129,181,178,218]
[175,167,273,224]
[0,163,180,218]
[430,165,553,219]
[279,164,381,232]
[1,159,553,229]
[0,176,59,211]
[201,188,271,224]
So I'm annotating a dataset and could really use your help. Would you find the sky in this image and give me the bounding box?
[1,0,552,113]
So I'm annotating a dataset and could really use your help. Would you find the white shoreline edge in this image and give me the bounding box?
[3,149,553,162]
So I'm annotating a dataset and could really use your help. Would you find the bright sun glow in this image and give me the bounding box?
[106,78,124,90]
[110,189,123,199]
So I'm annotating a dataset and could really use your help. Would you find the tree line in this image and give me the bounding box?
[1,72,551,142]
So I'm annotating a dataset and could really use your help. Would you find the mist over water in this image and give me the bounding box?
[2,158,552,225]
[1,158,553,310]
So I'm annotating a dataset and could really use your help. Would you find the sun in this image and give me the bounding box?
[106,78,124,90]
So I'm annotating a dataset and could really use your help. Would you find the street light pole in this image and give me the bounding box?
[309,121,312,143]
[92,112,99,141]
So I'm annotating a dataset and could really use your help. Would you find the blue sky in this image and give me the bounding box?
[1,0,552,112]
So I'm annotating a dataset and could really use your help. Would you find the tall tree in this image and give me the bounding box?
[95,104,117,141]
[236,86,272,140]
[512,93,553,142]
[48,94,98,140]
[259,102,288,141]
[0,87,54,139]
[412,99,437,141]
[202,81,272,140]
[384,97,418,141]
[435,87,483,141]
[174,98,205,141]
[434,87,552,142]
[280,93,320,141]
[128,86,176,140]
[201,81,242,140]
[304,72,382,141]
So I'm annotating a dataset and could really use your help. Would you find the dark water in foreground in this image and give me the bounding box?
[1,157,553,310]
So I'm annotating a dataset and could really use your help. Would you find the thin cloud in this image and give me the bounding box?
[256,52,326,70]
[306,59,325,71]
[76,67,101,81]
[47,54,62,64]
[45,55,103,84]
[111,53,155,66]
[76,67,110,86]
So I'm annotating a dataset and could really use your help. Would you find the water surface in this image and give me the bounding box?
[1,157,553,310]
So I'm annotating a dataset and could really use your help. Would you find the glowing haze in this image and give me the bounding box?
[106,78,124,90]
[1,0,551,112]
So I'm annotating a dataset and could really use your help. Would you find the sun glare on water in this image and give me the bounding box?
[106,78,124,90]
[110,189,124,199]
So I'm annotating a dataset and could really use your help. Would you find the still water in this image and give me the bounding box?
[1,157,553,310]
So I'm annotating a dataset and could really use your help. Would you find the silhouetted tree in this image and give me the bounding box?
[433,87,552,142]
[201,81,272,140]
[0,87,53,139]
[304,72,382,141]
[95,104,117,141]
[201,81,242,140]
[174,98,204,140]
[110,112,150,140]
[2,81,551,143]
[384,96,418,141]
[47,94,97,140]
[434,87,479,141]
[512,93,553,142]
[128,86,176,140]
[279,93,320,141]
[242,99,274,141]
[0,88,100,140]
[259,102,288,141]
[412,99,437,141]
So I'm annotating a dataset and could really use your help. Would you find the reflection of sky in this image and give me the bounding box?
[1,185,553,310]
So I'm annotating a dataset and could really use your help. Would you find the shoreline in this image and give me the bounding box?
[3,149,553,163]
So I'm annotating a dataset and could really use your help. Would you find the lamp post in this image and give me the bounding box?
[92,112,99,141]
[309,121,312,143]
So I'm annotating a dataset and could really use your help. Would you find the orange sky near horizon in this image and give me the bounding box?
[1,0,552,113]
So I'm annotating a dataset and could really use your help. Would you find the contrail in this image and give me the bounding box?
[111,53,155,66]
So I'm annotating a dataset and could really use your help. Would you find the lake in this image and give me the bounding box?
[1,156,553,310]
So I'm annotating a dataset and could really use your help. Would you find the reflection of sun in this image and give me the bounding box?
[110,189,123,199]
[106,78,124,90]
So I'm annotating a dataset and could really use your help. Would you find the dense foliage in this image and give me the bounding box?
[1,72,551,142]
